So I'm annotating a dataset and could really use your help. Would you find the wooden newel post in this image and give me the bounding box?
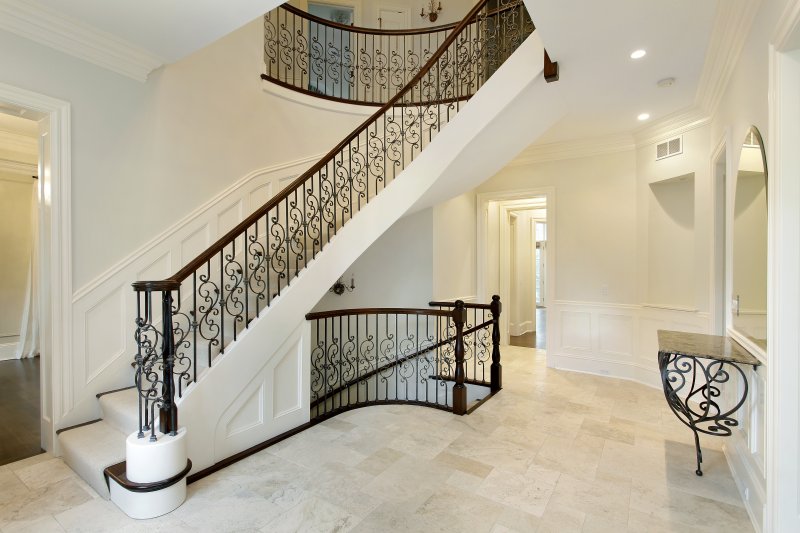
[159,290,178,436]
[490,294,502,392]
[452,300,467,415]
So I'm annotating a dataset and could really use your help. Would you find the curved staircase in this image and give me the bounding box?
[57,0,566,517]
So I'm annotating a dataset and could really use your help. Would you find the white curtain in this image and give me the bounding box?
[15,180,39,359]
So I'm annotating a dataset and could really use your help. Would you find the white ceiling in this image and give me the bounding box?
[31,0,284,63]
[6,0,719,144]
[527,0,718,144]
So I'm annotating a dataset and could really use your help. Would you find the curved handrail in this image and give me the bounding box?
[135,0,528,290]
[132,0,530,439]
[306,307,451,319]
[261,1,533,106]
[280,3,463,36]
[306,299,501,418]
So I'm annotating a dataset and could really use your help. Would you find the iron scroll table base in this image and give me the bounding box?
[657,330,761,476]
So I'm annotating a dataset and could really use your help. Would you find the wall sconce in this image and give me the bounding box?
[420,1,443,22]
[330,275,355,295]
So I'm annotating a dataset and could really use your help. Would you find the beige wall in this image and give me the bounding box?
[477,151,639,304]
[0,172,34,340]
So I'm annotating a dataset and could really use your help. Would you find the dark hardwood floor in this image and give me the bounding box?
[510,308,547,349]
[0,356,42,466]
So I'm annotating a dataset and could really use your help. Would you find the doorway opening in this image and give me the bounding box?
[0,107,42,465]
[477,188,554,356]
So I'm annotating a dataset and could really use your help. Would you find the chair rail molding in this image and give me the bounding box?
[63,154,328,429]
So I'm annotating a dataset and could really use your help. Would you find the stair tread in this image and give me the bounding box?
[59,420,127,499]
[98,387,140,435]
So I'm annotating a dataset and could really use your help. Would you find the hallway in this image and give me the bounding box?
[0,347,751,532]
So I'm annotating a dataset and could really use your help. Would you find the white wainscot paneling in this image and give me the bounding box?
[550,301,708,389]
[226,383,265,438]
[213,327,307,460]
[64,158,321,427]
[218,199,244,234]
[597,313,634,361]
[180,224,211,264]
[560,310,592,351]
[273,342,302,418]
[84,286,126,384]
[137,251,172,282]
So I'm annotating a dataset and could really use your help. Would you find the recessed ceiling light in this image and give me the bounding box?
[657,77,676,88]
[638,113,650,121]
[630,49,647,59]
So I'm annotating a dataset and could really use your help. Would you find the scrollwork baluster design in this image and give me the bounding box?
[136,1,529,432]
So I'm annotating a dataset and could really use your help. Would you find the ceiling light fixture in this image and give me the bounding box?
[630,49,647,59]
[638,113,651,121]
[657,77,676,88]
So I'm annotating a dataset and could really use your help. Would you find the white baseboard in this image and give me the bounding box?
[548,352,661,389]
[509,320,534,336]
[0,342,19,361]
[724,435,766,533]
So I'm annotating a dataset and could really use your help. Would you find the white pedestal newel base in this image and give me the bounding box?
[108,427,190,520]
[109,477,187,520]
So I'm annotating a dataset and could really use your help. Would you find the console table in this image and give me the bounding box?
[657,330,760,476]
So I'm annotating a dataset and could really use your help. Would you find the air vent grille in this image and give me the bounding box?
[656,135,683,160]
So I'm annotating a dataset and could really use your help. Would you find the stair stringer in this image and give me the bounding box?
[176,31,567,473]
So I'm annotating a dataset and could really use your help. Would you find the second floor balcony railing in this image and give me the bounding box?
[262,1,534,105]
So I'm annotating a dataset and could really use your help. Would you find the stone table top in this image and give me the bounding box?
[657,330,761,367]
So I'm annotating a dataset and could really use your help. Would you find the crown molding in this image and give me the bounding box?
[509,134,635,166]
[0,129,37,156]
[633,107,710,147]
[694,0,762,115]
[0,157,36,176]
[0,0,164,83]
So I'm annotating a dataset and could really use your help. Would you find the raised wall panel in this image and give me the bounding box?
[273,340,302,418]
[180,224,211,264]
[85,286,126,383]
[226,383,265,437]
[560,310,592,351]
[218,199,244,235]
[137,251,171,281]
[249,182,273,210]
[597,314,633,359]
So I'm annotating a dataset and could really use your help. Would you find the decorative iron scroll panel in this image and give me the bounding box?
[307,306,495,420]
[133,0,531,440]
[263,1,534,105]
[658,351,752,476]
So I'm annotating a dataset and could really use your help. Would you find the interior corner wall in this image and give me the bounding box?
[432,191,477,301]
[0,19,368,291]
[704,0,794,529]
[310,208,434,312]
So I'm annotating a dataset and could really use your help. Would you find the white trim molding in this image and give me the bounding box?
[696,0,764,115]
[0,81,72,455]
[509,134,635,166]
[0,157,37,176]
[0,0,164,82]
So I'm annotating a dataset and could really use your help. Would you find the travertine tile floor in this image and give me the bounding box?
[0,346,753,532]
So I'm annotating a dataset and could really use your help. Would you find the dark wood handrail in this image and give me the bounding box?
[135,0,496,290]
[306,307,451,320]
[310,318,492,409]
[429,301,492,310]
[279,2,524,36]
[280,3,461,35]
